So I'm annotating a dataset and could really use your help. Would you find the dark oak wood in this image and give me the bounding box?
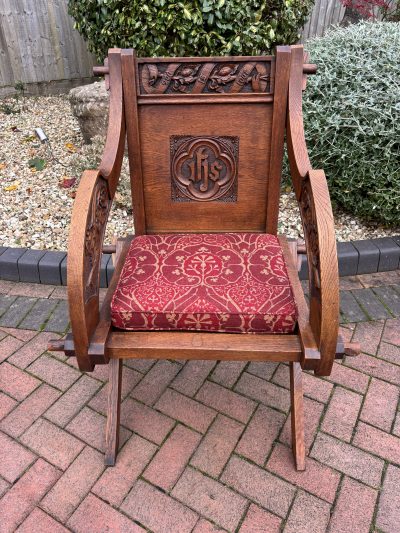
[60,45,352,468]
[104,357,122,466]
[290,362,305,470]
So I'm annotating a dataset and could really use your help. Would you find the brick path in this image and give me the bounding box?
[0,271,399,533]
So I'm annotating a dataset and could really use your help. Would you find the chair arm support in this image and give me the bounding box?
[287,46,339,376]
[67,49,126,371]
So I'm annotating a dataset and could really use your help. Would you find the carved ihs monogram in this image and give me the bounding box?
[171,136,238,202]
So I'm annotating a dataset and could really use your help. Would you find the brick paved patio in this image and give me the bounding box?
[0,271,399,532]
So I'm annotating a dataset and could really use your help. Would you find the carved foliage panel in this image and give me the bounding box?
[139,61,272,95]
[84,177,111,303]
[171,136,239,202]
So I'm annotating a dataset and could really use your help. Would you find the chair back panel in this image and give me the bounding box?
[122,52,291,234]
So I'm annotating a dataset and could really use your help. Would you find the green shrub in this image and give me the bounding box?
[68,0,313,59]
[304,22,400,227]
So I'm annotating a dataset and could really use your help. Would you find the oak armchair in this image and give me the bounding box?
[50,45,359,470]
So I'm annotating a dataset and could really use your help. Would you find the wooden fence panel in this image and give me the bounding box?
[301,0,346,41]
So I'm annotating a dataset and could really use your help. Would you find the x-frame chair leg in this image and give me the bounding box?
[290,361,306,471]
[104,358,123,466]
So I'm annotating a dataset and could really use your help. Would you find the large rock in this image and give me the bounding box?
[69,81,109,143]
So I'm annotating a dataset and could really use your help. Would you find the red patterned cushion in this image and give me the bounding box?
[111,233,297,334]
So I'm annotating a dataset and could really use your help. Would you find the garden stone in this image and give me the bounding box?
[69,81,109,143]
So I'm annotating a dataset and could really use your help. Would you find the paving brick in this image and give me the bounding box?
[236,404,285,465]
[0,297,36,327]
[273,364,333,403]
[239,504,281,533]
[221,455,296,518]
[196,380,256,423]
[375,237,400,271]
[16,248,48,283]
[339,290,368,322]
[41,446,104,522]
[235,372,290,412]
[16,508,69,533]
[353,421,400,464]
[382,317,400,346]
[172,467,247,531]
[373,285,400,316]
[0,362,40,400]
[49,286,68,300]
[38,251,66,286]
[0,477,9,498]
[376,465,400,533]
[45,374,101,427]
[0,391,17,419]
[346,352,400,385]
[43,300,69,333]
[248,361,279,381]
[190,414,243,477]
[19,299,58,330]
[328,476,377,533]
[280,396,324,453]
[0,334,23,362]
[8,283,55,299]
[172,360,216,396]
[125,358,156,373]
[193,519,225,532]
[352,288,391,320]
[0,459,60,533]
[327,360,369,393]
[361,378,399,431]
[377,341,400,364]
[122,479,198,533]
[28,354,80,391]
[0,280,15,295]
[131,359,181,405]
[266,443,340,504]
[358,270,400,288]
[68,493,145,533]
[0,294,17,317]
[144,424,201,490]
[340,276,363,290]
[21,418,84,470]
[351,320,384,355]
[93,434,156,506]
[8,331,56,369]
[0,384,60,437]
[0,431,35,483]
[284,491,331,533]
[155,388,216,433]
[0,327,37,341]
[66,406,130,453]
[210,361,247,388]
[321,386,362,442]
[121,397,175,444]
[310,432,384,488]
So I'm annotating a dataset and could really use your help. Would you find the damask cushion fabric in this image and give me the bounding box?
[111,233,298,334]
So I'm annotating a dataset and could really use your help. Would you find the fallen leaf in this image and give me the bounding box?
[65,142,77,153]
[69,191,77,199]
[0,163,6,171]
[4,181,20,191]
[28,157,46,171]
[60,177,76,188]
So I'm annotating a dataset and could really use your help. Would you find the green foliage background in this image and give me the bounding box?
[304,22,400,227]
[68,0,313,59]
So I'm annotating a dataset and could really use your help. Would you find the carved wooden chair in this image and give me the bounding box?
[50,45,359,470]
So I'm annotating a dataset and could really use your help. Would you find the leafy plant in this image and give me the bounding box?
[68,0,313,60]
[303,22,400,226]
[28,157,46,171]
[340,0,400,21]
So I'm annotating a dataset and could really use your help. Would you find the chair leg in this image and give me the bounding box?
[104,358,122,466]
[290,361,306,471]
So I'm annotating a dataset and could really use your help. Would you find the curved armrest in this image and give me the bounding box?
[67,49,125,371]
[287,46,339,376]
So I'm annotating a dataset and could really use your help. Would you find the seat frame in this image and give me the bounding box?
[50,45,359,470]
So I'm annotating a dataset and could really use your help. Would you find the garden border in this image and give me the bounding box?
[0,236,399,287]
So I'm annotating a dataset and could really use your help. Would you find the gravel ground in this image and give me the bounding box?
[0,95,398,251]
